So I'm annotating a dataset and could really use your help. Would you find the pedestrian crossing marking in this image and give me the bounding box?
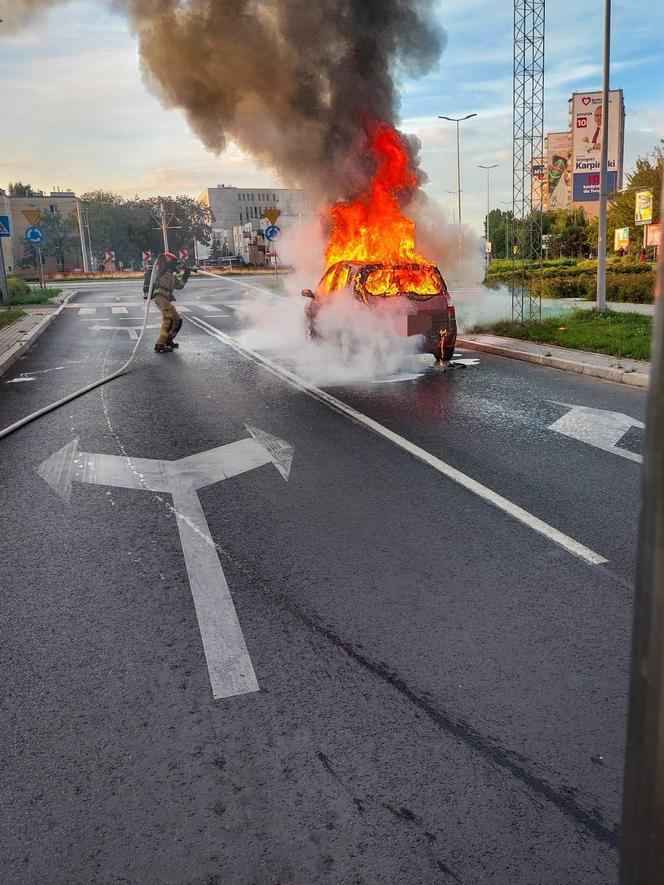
[78,307,96,315]
[177,305,191,313]
[111,306,129,314]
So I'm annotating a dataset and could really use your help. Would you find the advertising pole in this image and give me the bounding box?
[619,179,664,884]
[596,0,611,310]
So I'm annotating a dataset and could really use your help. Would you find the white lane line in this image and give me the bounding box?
[176,305,192,313]
[111,306,129,314]
[187,316,607,566]
[78,307,96,315]
[172,487,259,699]
[202,305,223,312]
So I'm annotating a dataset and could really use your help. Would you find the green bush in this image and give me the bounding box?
[604,272,656,303]
[8,276,30,298]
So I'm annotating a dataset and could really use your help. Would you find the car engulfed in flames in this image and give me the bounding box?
[302,260,457,364]
[306,123,459,366]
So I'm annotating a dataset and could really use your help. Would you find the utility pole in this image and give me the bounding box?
[619,181,664,884]
[479,164,499,267]
[596,0,611,309]
[160,202,169,253]
[75,198,90,273]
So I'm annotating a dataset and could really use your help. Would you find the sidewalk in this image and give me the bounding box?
[545,297,654,316]
[457,333,650,389]
[0,293,75,378]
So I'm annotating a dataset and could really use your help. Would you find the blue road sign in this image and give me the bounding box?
[265,224,281,241]
[0,215,11,238]
[25,226,45,246]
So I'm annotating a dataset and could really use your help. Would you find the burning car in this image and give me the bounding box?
[302,260,457,364]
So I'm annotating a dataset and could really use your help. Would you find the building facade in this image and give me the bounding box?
[0,188,87,276]
[197,184,314,263]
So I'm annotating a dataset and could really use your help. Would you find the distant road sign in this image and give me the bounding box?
[264,208,281,225]
[265,224,281,241]
[104,250,116,262]
[178,249,189,261]
[0,215,10,238]
[141,250,152,262]
[21,209,42,226]
[25,226,45,246]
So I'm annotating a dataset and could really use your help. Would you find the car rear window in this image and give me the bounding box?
[361,265,445,298]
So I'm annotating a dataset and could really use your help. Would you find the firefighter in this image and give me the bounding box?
[144,252,191,353]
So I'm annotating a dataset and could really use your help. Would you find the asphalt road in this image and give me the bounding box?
[0,276,646,884]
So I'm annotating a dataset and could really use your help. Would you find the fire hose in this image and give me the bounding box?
[0,262,160,441]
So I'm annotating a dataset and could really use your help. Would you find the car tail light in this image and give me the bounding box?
[448,304,456,318]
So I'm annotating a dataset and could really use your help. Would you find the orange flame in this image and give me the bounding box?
[325,123,430,267]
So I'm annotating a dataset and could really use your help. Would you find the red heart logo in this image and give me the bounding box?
[582,96,591,105]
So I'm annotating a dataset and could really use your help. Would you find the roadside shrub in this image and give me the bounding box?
[7,276,30,298]
[603,272,655,303]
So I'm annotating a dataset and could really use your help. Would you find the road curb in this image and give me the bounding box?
[456,336,650,389]
[0,290,77,379]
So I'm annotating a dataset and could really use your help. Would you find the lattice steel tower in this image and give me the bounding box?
[512,0,545,321]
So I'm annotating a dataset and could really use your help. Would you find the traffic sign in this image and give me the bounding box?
[21,209,41,226]
[104,250,115,262]
[264,208,281,225]
[265,224,281,241]
[178,249,189,261]
[0,215,10,238]
[141,250,152,262]
[25,226,45,246]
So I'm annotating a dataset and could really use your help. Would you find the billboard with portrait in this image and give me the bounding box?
[571,90,624,204]
[546,132,572,210]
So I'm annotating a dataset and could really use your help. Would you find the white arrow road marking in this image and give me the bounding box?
[37,427,294,700]
[187,317,607,566]
[548,403,644,464]
[5,363,84,383]
[89,324,160,339]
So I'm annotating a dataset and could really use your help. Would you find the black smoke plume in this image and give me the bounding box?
[2,0,445,199]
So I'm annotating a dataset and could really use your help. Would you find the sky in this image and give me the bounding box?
[0,0,662,232]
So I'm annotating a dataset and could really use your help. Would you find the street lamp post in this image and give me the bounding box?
[438,114,478,229]
[478,164,499,267]
[596,0,611,310]
[445,190,460,224]
[500,201,512,259]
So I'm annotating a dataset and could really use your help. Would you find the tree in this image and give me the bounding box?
[608,145,663,254]
[20,210,81,273]
[486,208,513,259]
[546,209,592,258]
[8,181,37,197]
[137,196,214,256]
[80,192,214,268]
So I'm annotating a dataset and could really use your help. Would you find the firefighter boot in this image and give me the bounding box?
[154,344,172,353]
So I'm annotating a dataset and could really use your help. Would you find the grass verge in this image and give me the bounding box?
[9,287,63,305]
[470,309,652,362]
[0,308,27,330]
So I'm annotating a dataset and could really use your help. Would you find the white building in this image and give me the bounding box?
[197,184,314,261]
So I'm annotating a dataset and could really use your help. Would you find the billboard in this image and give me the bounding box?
[635,189,653,225]
[546,132,572,210]
[571,90,624,204]
[531,157,547,207]
[614,227,629,252]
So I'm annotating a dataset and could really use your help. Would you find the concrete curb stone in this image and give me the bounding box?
[0,290,77,379]
[456,335,650,389]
